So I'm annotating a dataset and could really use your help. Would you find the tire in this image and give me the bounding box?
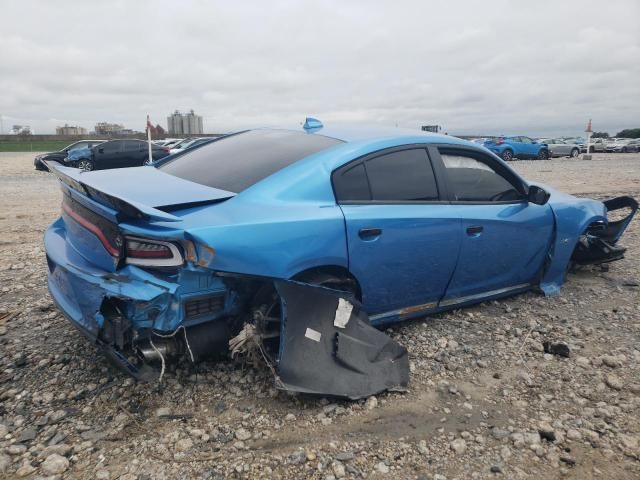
[501,149,514,161]
[570,148,579,158]
[621,147,627,153]
[537,149,549,160]
[589,146,595,153]
[77,159,94,171]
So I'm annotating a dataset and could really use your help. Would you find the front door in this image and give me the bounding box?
[518,136,539,158]
[433,147,554,305]
[333,147,461,319]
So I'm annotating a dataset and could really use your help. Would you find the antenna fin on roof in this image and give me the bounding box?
[303,117,323,131]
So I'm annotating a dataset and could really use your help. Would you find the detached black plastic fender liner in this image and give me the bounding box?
[273,280,409,400]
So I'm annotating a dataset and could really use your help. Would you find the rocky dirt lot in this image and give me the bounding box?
[0,152,639,480]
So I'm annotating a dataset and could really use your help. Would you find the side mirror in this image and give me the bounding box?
[528,185,550,205]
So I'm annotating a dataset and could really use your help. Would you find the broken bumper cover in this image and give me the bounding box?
[46,218,181,336]
[274,281,409,400]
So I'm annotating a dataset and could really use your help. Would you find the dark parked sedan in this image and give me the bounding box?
[34,140,105,171]
[66,139,170,171]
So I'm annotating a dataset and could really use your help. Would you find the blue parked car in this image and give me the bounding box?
[43,120,636,398]
[483,136,550,161]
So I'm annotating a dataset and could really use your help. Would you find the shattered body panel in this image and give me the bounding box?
[275,281,409,399]
[42,126,637,399]
[538,186,637,296]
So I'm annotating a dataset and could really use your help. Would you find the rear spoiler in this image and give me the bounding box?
[45,161,182,223]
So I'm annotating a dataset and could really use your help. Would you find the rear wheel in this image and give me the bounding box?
[570,148,579,158]
[589,146,595,153]
[77,159,94,171]
[243,273,359,363]
[501,149,514,161]
[537,149,549,160]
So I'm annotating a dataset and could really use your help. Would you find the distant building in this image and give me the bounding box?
[94,122,126,135]
[167,109,203,135]
[56,124,87,135]
[10,125,34,135]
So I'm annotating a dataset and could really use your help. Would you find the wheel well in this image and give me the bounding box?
[291,265,362,300]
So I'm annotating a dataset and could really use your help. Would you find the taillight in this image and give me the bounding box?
[496,137,504,145]
[125,236,183,267]
[162,147,170,152]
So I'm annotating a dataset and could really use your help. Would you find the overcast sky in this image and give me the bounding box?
[1,0,638,136]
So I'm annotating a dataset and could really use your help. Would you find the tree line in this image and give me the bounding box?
[592,128,640,139]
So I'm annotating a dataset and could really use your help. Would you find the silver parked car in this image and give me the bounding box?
[539,138,581,158]
[582,138,607,153]
[608,139,640,153]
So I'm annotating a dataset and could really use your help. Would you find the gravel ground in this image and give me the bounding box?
[0,152,639,479]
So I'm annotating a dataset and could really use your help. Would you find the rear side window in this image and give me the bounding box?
[441,152,524,202]
[333,148,439,202]
[366,149,438,201]
[159,130,343,193]
[102,141,122,153]
[333,163,370,201]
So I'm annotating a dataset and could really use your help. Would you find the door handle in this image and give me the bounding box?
[358,228,382,239]
[466,225,483,236]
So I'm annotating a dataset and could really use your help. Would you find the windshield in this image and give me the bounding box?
[158,129,343,193]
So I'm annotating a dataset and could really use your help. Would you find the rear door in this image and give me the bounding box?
[333,147,461,319]
[94,141,123,170]
[433,146,554,305]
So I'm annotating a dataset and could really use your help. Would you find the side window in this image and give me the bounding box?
[520,137,532,144]
[440,151,524,202]
[365,149,438,201]
[103,141,121,153]
[124,141,142,151]
[333,163,370,201]
[333,148,439,202]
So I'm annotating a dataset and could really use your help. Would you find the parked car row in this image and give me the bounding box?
[64,139,171,171]
[34,136,223,172]
[603,138,640,153]
[470,134,640,161]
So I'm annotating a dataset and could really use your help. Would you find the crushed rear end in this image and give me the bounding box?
[43,162,409,399]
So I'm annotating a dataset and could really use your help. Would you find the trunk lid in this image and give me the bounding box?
[48,163,235,271]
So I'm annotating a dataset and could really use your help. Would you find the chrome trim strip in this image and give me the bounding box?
[438,283,531,307]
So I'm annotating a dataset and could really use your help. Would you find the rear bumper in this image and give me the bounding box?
[45,217,230,335]
[45,217,234,376]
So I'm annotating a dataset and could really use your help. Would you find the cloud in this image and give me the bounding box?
[0,0,638,136]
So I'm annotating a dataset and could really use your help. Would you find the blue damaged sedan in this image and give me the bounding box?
[44,119,637,398]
